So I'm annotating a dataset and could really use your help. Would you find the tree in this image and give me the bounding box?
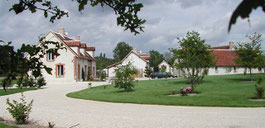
[163,52,173,64]
[235,33,265,81]
[160,65,167,72]
[113,62,137,92]
[113,42,132,62]
[0,39,64,92]
[149,50,164,70]
[95,55,115,70]
[171,31,215,91]
[144,66,152,79]
[229,0,265,32]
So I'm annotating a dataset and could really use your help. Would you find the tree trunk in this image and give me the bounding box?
[249,68,253,81]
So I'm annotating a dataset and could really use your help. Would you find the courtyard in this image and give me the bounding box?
[1,77,265,128]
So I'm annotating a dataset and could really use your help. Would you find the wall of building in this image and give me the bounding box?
[40,32,75,83]
[107,53,148,78]
[75,58,92,81]
[172,66,264,77]
[208,67,263,75]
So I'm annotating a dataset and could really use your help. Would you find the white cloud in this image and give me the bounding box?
[149,36,169,46]
[1,0,265,58]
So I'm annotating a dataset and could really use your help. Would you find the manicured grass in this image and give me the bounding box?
[0,122,18,128]
[0,88,37,96]
[67,74,265,107]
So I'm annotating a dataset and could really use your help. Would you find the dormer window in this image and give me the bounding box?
[47,51,55,61]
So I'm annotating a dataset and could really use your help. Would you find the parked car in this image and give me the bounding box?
[150,72,176,78]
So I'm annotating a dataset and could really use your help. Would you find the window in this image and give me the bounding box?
[258,67,262,72]
[234,67,237,73]
[215,67,218,73]
[47,51,55,61]
[57,65,64,77]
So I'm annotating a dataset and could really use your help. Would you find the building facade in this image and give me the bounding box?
[106,48,150,78]
[37,27,96,83]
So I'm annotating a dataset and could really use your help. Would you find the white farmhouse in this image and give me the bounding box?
[172,42,263,77]
[106,48,150,78]
[158,60,172,73]
[38,27,96,83]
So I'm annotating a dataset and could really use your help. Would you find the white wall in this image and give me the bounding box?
[208,67,263,75]
[86,51,94,57]
[107,66,117,78]
[40,32,75,83]
[172,66,264,77]
[107,52,148,78]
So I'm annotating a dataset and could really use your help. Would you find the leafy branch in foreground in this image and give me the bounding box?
[228,0,265,32]
[9,0,146,35]
[0,38,65,92]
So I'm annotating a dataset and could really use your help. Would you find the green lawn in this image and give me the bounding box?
[0,88,37,96]
[0,122,18,128]
[67,74,265,107]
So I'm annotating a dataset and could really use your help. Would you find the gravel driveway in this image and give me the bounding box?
[1,82,265,128]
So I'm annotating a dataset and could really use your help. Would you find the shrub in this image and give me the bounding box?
[6,93,33,124]
[82,68,85,81]
[99,71,106,81]
[48,122,55,128]
[114,62,137,92]
[180,86,192,96]
[87,69,92,80]
[255,85,264,99]
[88,83,92,88]
[22,77,36,87]
[36,77,46,88]
[89,75,93,81]
[254,77,264,99]
[170,90,177,95]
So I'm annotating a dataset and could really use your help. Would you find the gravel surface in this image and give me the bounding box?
[1,82,265,128]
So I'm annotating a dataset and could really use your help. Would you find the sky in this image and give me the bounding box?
[0,0,264,58]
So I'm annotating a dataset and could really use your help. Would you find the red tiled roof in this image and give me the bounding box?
[65,41,80,47]
[52,31,95,61]
[86,47,95,51]
[212,45,230,49]
[140,54,150,61]
[81,43,87,48]
[212,50,238,66]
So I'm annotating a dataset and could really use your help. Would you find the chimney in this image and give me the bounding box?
[137,50,142,54]
[59,27,65,36]
[133,47,137,52]
[76,35,80,41]
[229,41,234,50]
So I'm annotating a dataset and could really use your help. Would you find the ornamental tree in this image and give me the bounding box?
[144,66,152,79]
[171,31,215,90]
[235,33,265,81]
[114,62,137,92]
